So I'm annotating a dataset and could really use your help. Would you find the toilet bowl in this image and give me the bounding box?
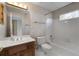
[37,36,52,54]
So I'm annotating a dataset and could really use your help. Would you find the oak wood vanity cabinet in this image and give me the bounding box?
[0,41,36,56]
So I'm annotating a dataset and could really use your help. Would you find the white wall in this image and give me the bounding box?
[45,13,54,42]
[27,3,49,37]
[0,3,7,40]
[0,25,6,39]
[52,2,79,55]
[22,12,31,35]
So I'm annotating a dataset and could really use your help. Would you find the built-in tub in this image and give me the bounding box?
[37,36,79,56]
[49,42,78,56]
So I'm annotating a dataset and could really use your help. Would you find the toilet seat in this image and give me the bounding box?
[41,43,52,49]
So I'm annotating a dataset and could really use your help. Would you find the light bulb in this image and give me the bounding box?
[13,2,18,6]
[19,4,23,8]
[23,5,26,9]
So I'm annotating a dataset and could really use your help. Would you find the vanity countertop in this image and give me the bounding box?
[0,35,35,48]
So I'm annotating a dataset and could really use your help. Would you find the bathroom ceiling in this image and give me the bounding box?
[31,2,72,12]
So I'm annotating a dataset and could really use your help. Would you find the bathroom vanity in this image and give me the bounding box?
[0,3,36,56]
[0,36,36,56]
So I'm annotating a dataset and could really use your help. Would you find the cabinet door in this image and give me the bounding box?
[0,42,36,56]
[8,44,27,55]
[0,3,4,24]
[20,50,34,56]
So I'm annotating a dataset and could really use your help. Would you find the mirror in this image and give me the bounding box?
[6,4,23,38]
[6,3,30,39]
[10,13,22,37]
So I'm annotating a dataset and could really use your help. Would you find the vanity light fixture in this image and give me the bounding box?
[6,2,28,10]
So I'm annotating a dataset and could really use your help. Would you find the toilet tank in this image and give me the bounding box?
[37,36,46,45]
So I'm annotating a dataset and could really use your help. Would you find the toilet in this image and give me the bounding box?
[36,36,52,54]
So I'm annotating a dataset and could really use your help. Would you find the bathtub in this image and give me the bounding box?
[46,38,79,56]
[37,36,79,56]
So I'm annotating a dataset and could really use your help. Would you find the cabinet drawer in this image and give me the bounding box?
[8,44,27,55]
[27,42,35,49]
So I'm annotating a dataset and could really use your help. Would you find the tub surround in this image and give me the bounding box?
[0,35,36,56]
